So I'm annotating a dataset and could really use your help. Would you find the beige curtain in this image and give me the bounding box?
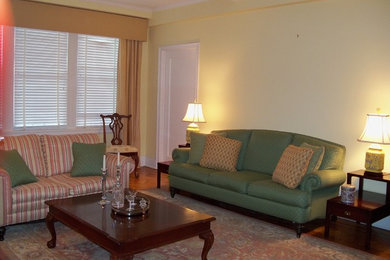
[117,39,142,151]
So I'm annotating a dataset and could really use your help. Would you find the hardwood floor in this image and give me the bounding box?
[132,166,390,259]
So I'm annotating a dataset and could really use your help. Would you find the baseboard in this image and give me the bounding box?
[140,156,157,169]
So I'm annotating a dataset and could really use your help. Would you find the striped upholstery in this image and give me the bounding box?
[11,177,67,214]
[41,134,100,176]
[0,133,135,228]
[0,169,12,226]
[106,153,134,188]
[49,173,116,196]
[2,135,46,177]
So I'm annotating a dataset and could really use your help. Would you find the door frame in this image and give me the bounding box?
[156,42,200,164]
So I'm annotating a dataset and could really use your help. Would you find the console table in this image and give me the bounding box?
[324,169,390,249]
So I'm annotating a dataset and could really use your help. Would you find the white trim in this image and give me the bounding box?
[141,155,157,169]
[156,42,200,163]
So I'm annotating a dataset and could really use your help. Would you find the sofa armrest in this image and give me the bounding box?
[106,154,135,188]
[0,168,12,227]
[172,148,190,163]
[299,169,346,192]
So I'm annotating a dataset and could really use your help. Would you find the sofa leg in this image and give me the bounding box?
[296,223,303,238]
[170,187,177,198]
[0,226,6,241]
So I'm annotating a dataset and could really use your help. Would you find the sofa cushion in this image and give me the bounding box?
[243,130,293,174]
[187,132,226,164]
[300,142,325,173]
[12,176,68,213]
[247,179,311,208]
[291,134,346,170]
[213,130,252,170]
[0,150,38,187]
[208,170,270,194]
[272,145,313,189]
[200,135,242,172]
[41,133,100,176]
[49,173,116,196]
[2,135,46,177]
[169,162,214,184]
[71,142,106,177]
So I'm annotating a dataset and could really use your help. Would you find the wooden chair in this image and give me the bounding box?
[101,113,139,177]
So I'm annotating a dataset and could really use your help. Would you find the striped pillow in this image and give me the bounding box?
[41,134,100,176]
[2,135,46,177]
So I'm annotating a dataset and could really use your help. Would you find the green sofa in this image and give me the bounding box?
[169,129,346,237]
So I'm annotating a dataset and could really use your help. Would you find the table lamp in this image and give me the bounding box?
[182,102,206,144]
[357,112,390,174]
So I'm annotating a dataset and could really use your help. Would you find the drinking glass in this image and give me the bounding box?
[125,190,137,211]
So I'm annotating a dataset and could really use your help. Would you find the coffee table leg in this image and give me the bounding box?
[199,230,214,260]
[46,212,57,248]
[110,254,133,260]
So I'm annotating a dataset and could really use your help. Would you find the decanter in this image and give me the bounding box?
[112,165,124,208]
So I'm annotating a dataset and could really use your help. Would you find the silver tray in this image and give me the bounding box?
[111,195,150,217]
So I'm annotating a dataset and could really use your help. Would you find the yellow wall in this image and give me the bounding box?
[144,0,390,228]
[144,0,390,191]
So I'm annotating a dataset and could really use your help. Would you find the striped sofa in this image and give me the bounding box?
[0,133,134,240]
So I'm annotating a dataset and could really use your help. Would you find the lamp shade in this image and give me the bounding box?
[182,103,206,123]
[358,113,390,144]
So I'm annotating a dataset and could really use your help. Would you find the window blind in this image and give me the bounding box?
[77,35,118,126]
[14,27,68,128]
[11,27,118,131]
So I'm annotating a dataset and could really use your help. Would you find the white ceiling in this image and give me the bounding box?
[82,0,207,11]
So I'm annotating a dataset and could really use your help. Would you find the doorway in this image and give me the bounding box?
[156,43,200,162]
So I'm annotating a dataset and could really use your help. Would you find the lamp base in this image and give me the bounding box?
[185,123,200,144]
[364,147,384,174]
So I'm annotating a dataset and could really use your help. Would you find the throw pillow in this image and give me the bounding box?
[300,142,325,173]
[0,150,38,187]
[272,145,314,189]
[187,132,227,164]
[71,142,106,177]
[200,135,242,172]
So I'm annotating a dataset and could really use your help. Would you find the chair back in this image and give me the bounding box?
[100,113,131,145]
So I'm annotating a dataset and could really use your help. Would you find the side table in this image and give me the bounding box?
[157,161,172,188]
[157,144,190,188]
[324,169,390,249]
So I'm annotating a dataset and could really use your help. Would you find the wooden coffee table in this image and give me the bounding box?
[45,192,215,260]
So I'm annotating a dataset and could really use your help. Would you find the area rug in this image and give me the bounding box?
[0,189,384,260]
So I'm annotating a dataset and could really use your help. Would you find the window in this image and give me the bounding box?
[14,28,68,127]
[1,26,119,133]
[76,35,118,127]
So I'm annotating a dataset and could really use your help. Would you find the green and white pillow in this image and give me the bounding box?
[71,142,106,177]
[0,150,38,187]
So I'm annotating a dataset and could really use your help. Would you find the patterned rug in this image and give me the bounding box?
[0,189,384,260]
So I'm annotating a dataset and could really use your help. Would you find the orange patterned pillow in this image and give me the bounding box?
[200,135,242,172]
[272,145,314,189]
